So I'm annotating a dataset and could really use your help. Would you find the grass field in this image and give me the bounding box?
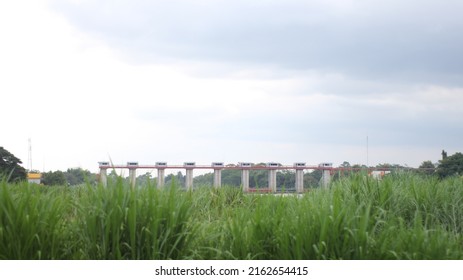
[1,173,462,259]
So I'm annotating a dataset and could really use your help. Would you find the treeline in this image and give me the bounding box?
[39,151,463,188]
[2,146,463,186]
[42,168,97,186]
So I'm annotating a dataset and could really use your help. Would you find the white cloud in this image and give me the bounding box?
[1,0,462,174]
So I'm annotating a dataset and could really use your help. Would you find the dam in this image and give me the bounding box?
[98,161,334,193]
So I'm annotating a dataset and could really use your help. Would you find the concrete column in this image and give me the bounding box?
[127,162,138,189]
[268,169,277,192]
[185,169,193,190]
[241,169,250,192]
[99,168,108,187]
[184,162,195,190]
[156,162,167,188]
[98,162,110,187]
[212,162,224,189]
[213,169,222,188]
[129,168,137,189]
[239,162,252,192]
[322,170,331,188]
[157,168,165,188]
[319,163,332,188]
[267,163,279,193]
[294,163,306,193]
[295,170,304,193]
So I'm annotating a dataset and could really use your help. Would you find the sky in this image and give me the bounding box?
[1,0,462,173]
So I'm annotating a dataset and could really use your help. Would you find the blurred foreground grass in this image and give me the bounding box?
[1,174,462,259]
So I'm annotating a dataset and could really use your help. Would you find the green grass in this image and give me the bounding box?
[0,180,71,259]
[1,174,462,259]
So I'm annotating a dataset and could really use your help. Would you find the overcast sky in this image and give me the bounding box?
[1,0,462,173]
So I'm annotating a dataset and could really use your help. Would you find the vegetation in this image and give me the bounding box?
[437,152,463,178]
[41,170,67,186]
[1,173,463,260]
[0,147,26,182]
[193,167,322,190]
[42,168,97,186]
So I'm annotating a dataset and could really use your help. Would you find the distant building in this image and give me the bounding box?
[27,172,42,184]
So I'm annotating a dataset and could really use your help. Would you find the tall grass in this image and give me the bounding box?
[70,178,193,259]
[188,173,463,260]
[0,174,462,259]
[0,180,70,259]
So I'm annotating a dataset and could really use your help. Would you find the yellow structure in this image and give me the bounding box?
[27,172,42,184]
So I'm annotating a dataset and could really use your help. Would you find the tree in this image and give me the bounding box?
[340,161,351,168]
[418,160,436,176]
[165,172,185,187]
[0,147,27,182]
[64,168,97,186]
[42,170,67,186]
[194,172,214,187]
[437,152,463,178]
[332,161,352,180]
[136,172,154,186]
[276,170,296,190]
[221,170,241,186]
[304,169,322,188]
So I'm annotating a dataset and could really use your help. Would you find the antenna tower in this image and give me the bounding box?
[28,138,33,171]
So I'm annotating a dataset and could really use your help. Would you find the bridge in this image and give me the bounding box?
[98,161,336,193]
[97,161,412,193]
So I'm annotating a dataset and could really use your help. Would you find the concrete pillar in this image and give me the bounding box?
[241,169,250,192]
[295,170,304,193]
[294,163,306,193]
[212,162,224,189]
[268,169,277,192]
[98,162,110,187]
[156,162,167,188]
[157,168,165,188]
[214,169,222,189]
[322,170,331,188]
[185,169,193,190]
[319,163,332,188]
[239,162,252,192]
[184,162,195,190]
[127,162,138,189]
[267,163,279,193]
[100,168,108,187]
[129,169,136,189]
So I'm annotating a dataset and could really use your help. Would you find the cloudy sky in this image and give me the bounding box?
[1,0,462,173]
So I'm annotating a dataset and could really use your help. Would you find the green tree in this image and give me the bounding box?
[276,170,296,191]
[0,147,27,182]
[437,152,463,178]
[165,172,185,187]
[304,169,322,188]
[250,169,267,188]
[418,160,436,176]
[221,169,241,186]
[42,170,67,186]
[64,168,97,186]
[333,161,352,180]
[340,161,351,168]
[136,172,154,186]
[194,172,214,187]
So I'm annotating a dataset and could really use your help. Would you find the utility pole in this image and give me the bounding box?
[28,138,33,171]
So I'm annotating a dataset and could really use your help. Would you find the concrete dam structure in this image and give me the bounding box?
[98,161,334,193]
